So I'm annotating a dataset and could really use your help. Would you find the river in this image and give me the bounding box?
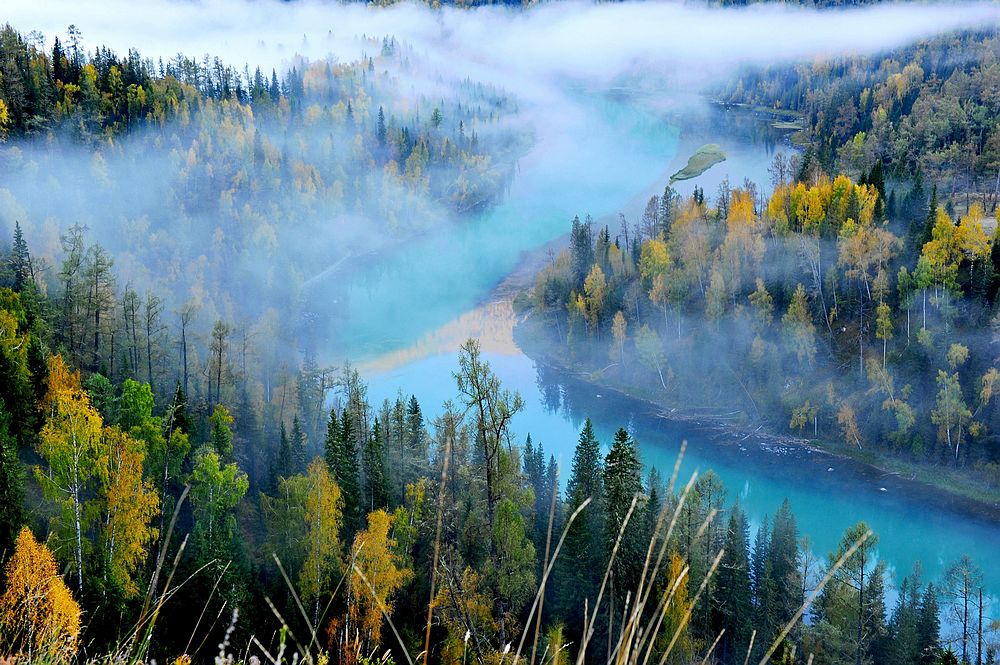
[312,88,1000,617]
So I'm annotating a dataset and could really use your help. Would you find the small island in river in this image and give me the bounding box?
[669,143,727,182]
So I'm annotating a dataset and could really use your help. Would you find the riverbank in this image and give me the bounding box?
[511,308,1000,523]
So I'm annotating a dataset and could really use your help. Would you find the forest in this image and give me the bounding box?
[2,3,1000,665]
[0,23,526,343]
[0,244,994,664]
[521,22,1000,500]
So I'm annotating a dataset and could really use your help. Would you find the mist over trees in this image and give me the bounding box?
[525,161,1000,492]
[0,24,526,359]
[1,2,999,665]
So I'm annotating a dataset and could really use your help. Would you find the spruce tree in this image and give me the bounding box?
[921,186,938,249]
[769,499,801,623]
[376,106,387,146]
[566,418,602,507]
[273,421,293,482]
[555,418,605,640]
[643,467,662,551]
[0,402,25,560]
[883,569,921,665]
[405,395,425,459]
[323,406,341,475]
[907,173,928,250]
[570,215,594,287]
[10,222,31,292]
[715,506,753,664]
[337,408,362,532]
[364,417,389,511]
[916,582,941,665]
[989,228,1000,303]
[171,382,190,434]
[750,514,771,624]
[290,415,306,473]
[603,427,643,593]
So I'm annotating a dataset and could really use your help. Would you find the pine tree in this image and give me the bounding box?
[337,408,362,532]
[916,582,941,665]
[769,499,801,623]
[0,401,25,560]
[556,418,605,639]
[603,427,643,593]
[290,415,306,474]
[715,506,753,664]
[364,418,389,511]
[921,186,938,249]
[376,106,387,146]
[10,222,31,292]
[324,407,341,475]
[274,421,293,482]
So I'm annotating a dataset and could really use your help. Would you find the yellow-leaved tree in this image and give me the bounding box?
[97,426,160,598]
[0,527,81,663]
[348,508,413,651]
[36,355,103,593]
[299,458,343,626]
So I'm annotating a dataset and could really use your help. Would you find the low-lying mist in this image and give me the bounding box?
[3,0,999,366]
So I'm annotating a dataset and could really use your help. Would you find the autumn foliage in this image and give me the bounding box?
[0,528,81,664]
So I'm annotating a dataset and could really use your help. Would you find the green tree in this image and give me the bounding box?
[485,498,536,641]
[289,414,306,473]
[364,417,389,511]
[770,499,802,623]
[916,583,941,665]
[931,370,971,460]
[603,427,643,593]
[274,421,294,482]
[715,506,753,663]
[188,446,249,573]
[817,522,886,665]
[556,418,604,635]
[209,404,234,458]
[0,402,25,560]
[335,409,362,533]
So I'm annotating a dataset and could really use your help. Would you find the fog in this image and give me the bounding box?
[9,0,1000,94]
[3,0,998,362]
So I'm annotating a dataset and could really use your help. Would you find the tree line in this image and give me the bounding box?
[524,153,1000,496]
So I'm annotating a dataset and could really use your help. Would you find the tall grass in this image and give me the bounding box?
[2,444,866,665]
